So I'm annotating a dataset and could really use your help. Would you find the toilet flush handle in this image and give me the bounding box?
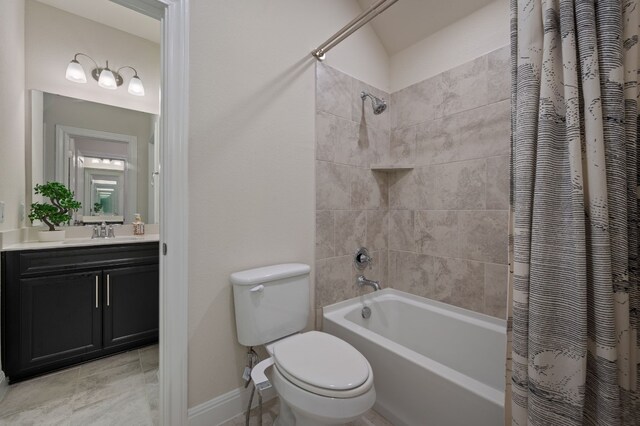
[250,285,264,293]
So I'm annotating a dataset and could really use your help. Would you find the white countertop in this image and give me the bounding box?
[1,234,159,252]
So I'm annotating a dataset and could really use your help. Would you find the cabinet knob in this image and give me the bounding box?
[95,276,99,308]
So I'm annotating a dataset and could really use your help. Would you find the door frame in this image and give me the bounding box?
[113,0,190,424]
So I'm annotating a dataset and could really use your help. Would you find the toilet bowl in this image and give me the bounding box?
[267,331,376,426]
[231,264,376,425]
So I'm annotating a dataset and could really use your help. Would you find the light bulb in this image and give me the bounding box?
[65,60,87,83]
[98,68,118,90]
[128,75,145,96]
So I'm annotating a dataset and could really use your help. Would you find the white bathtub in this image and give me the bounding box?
[323,289,506,426]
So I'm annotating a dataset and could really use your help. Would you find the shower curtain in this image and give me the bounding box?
[508,0,639,425]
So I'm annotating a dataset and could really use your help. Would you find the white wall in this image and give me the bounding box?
[389,0,510,92]
[0,0,26,233]
[188,0,388,408]
[25,0,160,115]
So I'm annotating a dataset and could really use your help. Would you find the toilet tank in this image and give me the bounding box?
[231,263,310,347]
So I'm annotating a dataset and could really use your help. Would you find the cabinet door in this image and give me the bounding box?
[18,271,102,371]
[103,264,159,348]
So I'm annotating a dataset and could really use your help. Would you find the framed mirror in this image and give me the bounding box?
[30,90,159,225]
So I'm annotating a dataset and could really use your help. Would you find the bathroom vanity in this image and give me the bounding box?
[1,240,159,382]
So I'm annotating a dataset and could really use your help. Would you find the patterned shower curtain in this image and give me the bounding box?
[508,0,640,424]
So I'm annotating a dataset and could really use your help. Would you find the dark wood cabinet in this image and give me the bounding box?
[103,265,159,348]
[1,242,159,382]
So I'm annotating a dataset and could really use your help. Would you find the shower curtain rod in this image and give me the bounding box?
[311,0,399,61]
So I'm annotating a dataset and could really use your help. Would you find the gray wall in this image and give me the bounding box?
[315,46,510,319]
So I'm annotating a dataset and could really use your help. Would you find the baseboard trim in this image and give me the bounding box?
[188,385,276,426]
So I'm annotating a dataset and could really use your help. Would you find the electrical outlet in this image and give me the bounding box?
[19,202,25,222]
[0,201,5,224]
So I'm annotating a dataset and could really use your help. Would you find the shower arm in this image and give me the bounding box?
[361,92,386,110]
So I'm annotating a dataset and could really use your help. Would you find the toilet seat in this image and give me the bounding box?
[272,331,374,398]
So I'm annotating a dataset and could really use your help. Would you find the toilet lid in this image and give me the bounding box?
[272,331,370,393]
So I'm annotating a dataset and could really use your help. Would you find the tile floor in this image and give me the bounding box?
[0,344,158,425]
[220,397,393,426]
[0,345,391,426]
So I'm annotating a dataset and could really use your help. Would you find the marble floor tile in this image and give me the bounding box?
[0,345,158,425]
[0,367,79,417]
[77,349,139,379]
[221,397,392,426]
[0,396,73,426]
[69,387,152,426]
[71,360,144,410]
[139,345,159,373]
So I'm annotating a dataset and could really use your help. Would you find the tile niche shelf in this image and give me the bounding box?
[370,164,414,172]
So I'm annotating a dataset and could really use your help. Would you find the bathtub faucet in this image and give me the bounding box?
[357,275,381,291]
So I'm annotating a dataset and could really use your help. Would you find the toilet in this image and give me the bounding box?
[231,263,376,426]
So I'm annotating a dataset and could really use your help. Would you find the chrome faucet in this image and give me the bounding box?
[357,275,381,291]
[91,222,115,239]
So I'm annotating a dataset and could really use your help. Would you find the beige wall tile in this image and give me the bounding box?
[437,55,488,118]
[487,46,511,104]
[484,263,508,319]
[414,166,439,210]
[458,210,508,264]
[389,210,415,252]
[316,210,334,260]
[334,210,366,257]
[435,159,486,210]
[390,126,416,164]
[389,170,418,210]
[415,210,459,257]
[366,210,389,251]
[416,100,510,166]
[316,112,336,162]
[351,168,388,210]
[433,257,484,311]
[364,125,391,165]
[391,74,442,129]
[486,155,509,210]
[316,63,353,119]
[316,161,350,210]
[315,256,355,308]
[334,117,364,167]
[315,308,323,331]
[388,250,434,298]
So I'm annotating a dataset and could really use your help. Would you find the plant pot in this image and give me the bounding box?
[38,230,66,242]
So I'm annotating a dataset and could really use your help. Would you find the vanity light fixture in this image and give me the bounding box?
[65,53,145,96]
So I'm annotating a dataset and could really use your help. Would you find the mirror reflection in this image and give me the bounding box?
[31,91,159,224]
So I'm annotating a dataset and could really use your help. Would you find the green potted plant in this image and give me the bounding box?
[93,202,103,215]
[28,182,81,242]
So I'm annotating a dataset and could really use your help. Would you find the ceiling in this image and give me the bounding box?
[357,0,496,55]
[35,0,160,44]
[35,0,493,55]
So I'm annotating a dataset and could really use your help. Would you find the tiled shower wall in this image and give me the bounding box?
[315,63,391,311]
[387,46,510,318]
[315,45,510,320]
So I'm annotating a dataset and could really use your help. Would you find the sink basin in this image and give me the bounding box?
[62,236,144,245]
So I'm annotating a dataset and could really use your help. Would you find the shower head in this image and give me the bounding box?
[360,91,387,115]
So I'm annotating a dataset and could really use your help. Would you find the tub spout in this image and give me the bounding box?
[357,275,381,291]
